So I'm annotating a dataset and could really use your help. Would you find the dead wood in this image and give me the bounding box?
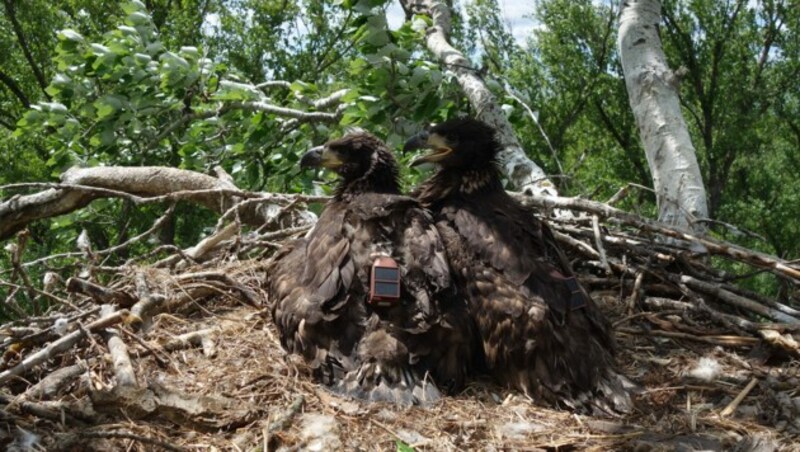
[129,273,165,331]
[0,166,319,240]
[0,393,91,425]
[758,330,800,357]
[680,275,799,323]
[515,192,800,283]
[54,430,184,452]
[20,361,89,401]
[89,381,259,431]
[67,277,136,307]
[104,329,138,388]
[720,377,759,417]
[0,310,128,386]
[617,327,760,346]
[158,222,240,269]
[159,328,216,356]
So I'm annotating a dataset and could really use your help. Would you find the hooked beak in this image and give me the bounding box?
[404,131,452,167]
[403,130,430,154]
[300,145,343,169]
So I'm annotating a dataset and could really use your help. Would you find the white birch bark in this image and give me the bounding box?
[618,0,709,233]
[401,0,557,196]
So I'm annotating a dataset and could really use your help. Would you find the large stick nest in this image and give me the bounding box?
[1,186,799,451]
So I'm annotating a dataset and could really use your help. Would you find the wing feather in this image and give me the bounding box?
[435,190,631,414]
[270,193,478,404]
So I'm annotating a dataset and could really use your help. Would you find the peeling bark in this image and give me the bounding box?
[618,0,709,233]
[401,0,556,196]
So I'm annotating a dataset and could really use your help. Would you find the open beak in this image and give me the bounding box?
[404,131,452,167]
[300,146,343,169]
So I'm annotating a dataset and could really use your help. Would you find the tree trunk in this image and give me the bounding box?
[400,0,556,197]
[617,0,709,233]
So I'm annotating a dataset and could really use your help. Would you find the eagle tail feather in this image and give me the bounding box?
[321,329,443,405]
[586,370,638,416]
[331,361,442,405]
[530,307,638,416]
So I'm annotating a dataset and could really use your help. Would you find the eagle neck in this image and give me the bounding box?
[416,164,503,205]
[334,159,400,201]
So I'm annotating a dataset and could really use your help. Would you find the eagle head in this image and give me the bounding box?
[403,118,501,168]
[301,130,400,196]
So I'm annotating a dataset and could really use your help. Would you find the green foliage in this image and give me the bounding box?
[395,440,416,452]
[506,0,800,295]
[0,1,357,319]
[1,0,799,316]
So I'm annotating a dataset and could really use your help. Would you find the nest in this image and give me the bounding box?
[2,192,800,451]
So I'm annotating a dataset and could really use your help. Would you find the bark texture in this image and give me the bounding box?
[0,166,316,240]
[618,0,709,233]
[401,0,556,196]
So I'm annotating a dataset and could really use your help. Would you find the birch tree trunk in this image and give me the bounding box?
[400,0,556,197]
[618,0,709,233]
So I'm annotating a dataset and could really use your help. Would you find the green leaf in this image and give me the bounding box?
[133,53,152,65]
[58,29,85,43]
[94,95,125,120]
[90,43,112,56]
[126,12,151,26]
[180,46,200,59]
[395,440,415,452]
[121,0,147,15]
[89,127,116,147]
[117,25,139,36]
[41,102,69,114]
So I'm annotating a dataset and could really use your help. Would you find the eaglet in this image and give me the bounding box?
[403,118,634,414]
[268,130,478,405]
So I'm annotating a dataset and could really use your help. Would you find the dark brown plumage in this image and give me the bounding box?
[404,118,634,414]
[268,130,477,405]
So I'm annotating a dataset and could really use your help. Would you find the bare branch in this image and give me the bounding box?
[66,277,136,307]
[255,80,292,90]
[223,100,340,121]
[514,191,800,283]
[502,81,563,175]
[0,309,129,386]
[1,166,317,240]
[312,89,349,109]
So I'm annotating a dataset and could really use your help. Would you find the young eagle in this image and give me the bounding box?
[403,118,633,414]
[268,130,476,405]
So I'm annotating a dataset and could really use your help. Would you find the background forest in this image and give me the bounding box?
[0,0,798,313]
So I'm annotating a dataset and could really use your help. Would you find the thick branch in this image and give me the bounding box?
[0,166,317,240]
